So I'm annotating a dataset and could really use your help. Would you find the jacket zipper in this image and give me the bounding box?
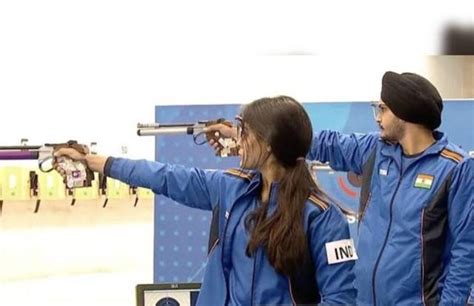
[250,249,257,306]
[220,202,235,306]
[371,167,404,306]
[221,191,254,305]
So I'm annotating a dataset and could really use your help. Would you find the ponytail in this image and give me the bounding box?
[246,161,318,276]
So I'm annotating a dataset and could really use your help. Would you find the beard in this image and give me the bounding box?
[380,118,405,143]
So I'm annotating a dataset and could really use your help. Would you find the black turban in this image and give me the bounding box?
[381,71,443,130]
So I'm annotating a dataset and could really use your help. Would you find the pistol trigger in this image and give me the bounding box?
[38,156,54,172]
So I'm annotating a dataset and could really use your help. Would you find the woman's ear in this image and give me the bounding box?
[266,146,272,152]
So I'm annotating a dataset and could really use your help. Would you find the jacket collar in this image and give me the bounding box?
[380,131,448,159]
[245,171,279,200]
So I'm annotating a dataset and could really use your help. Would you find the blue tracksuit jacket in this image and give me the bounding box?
[105,158,357,305]
[308,130,474,305]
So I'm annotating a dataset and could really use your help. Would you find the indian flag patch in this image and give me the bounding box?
[414,174,434,189]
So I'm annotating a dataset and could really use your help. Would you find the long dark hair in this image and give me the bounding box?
[242,96,325,277]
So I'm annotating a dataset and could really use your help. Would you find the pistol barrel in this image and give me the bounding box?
[137,125,205,136]
[0,151,39,160]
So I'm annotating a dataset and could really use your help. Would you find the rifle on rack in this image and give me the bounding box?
[137,119,239,157]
